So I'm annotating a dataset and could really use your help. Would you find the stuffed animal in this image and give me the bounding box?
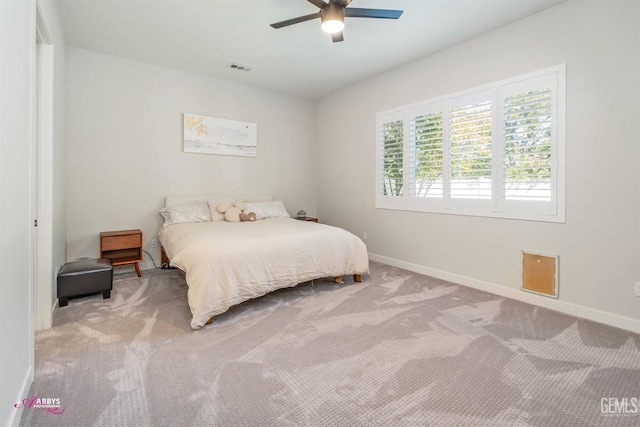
[216,201,256,222]
[239,212,257,222]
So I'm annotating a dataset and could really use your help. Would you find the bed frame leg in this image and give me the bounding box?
[333,277,344,284]
[161,247,169,268]
[353,274,361,283]
[205,317,214,325]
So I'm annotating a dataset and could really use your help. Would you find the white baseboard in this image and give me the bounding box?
[139,260,158,271]
[8,366,33,427]
[369,253,639,334]
[46,298,57,330]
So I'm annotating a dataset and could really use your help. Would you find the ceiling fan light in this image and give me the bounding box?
[321,18,344,34]
[321,4,345,34]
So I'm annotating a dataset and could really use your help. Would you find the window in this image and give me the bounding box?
[381,118,404,197]
[376,65,565,222]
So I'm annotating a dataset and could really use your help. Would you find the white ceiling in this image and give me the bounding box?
[57,0,567,99]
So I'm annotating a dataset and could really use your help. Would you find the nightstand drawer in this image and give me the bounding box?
[101,234,141,251]
[100,229,143,277]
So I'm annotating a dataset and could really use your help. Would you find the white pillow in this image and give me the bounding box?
[206,199,234,221]
[159,203,211,227]
[244,201,290,220]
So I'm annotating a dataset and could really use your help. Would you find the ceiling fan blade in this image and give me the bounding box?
[307,0,328,9]
[270,12,322,29]
[331,31,344,43]
[344,8,404,19]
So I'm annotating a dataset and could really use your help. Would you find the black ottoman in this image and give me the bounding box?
[57,258,113,307]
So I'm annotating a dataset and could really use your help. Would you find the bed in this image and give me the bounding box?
[158,195,370,329]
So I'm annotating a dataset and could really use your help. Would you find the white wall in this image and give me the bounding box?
[35,0,67,330]
[316,0,640,332]
[44,0,67,320]
[0,0,66,424]
[66,48,316,267]
[0,1,34,421]
[1,1,34,425]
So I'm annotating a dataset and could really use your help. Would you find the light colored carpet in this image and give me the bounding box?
[20,262,640,426]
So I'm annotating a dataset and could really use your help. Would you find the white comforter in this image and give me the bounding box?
[159,218,370,329]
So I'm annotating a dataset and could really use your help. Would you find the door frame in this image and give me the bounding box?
[33,1,54,331]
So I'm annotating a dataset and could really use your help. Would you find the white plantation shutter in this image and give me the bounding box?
[503,89,552,201]
[376,111,407,208]
[449,91,494,201]
[375,65,564,222]
[409,104,445,200]
[499,72,560,216]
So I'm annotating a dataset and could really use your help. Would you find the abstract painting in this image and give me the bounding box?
[183,113,257,157]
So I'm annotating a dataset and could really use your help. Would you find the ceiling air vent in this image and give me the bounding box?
[229,63,253,72]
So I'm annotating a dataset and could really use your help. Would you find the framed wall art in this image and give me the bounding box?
[183,113,257,157]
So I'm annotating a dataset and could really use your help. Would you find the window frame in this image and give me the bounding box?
[375,64,566,223]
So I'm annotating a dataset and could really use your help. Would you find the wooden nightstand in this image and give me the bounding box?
[100,229,142,277]
[297,217,318,223]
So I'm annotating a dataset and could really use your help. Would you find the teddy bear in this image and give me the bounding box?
[216,201,257,222]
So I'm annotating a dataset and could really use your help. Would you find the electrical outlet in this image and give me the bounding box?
[151,238,157,248]
[635,282,640,297]
[363,232,368,241]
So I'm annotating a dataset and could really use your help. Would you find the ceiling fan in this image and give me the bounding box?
[270,0,404,43]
